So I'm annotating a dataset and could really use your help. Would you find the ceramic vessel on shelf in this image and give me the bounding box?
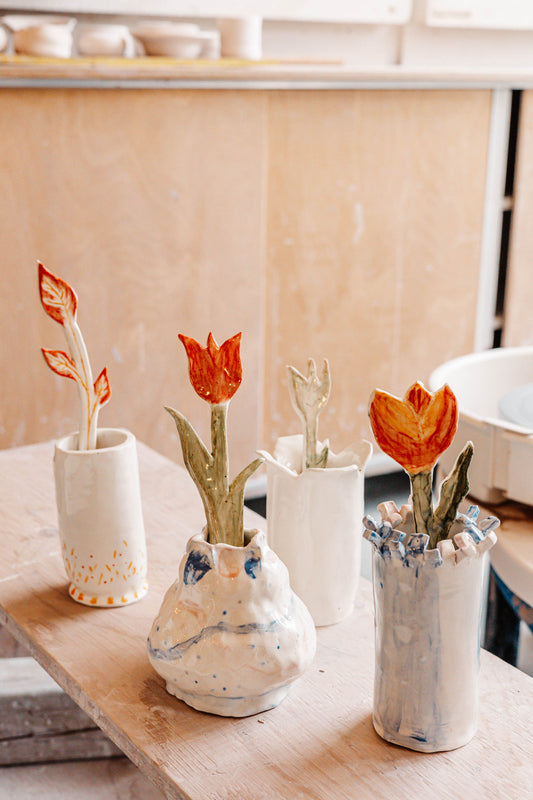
[132,21,201,58]
[218,16,262,59]
[197,30,221,59]
[38,263,147,606]
[0,25,8,53]
[77,24,135,57]
[259,358,372,627]
[55,428,147,607]
[4,15,75,58]
[366,381,499,752]
[148,332,316,716]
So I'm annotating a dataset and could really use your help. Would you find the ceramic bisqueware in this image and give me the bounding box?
[218,17,262,59]
[149,331,316,716]
[7,16,76,58]
[261,434,371,626]
[365,504,498,752]
[77,24,135,57]
[132,21,201,58]
[54,428,148,607]
[148,528,315,716]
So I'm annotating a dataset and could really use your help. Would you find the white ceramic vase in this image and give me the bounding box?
[365,504,498,752]
[259,434,372,627]
[148,529,316,717]
[54,428,148,607]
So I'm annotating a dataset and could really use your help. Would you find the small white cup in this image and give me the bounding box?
[218,17,262,60]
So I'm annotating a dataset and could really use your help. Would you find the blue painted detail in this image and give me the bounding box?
[244,555,261,579]
[184,549,211,585]
[222,610,227,615]
[148,616,288,662]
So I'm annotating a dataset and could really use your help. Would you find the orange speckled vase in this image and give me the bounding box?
[53,428,148,607]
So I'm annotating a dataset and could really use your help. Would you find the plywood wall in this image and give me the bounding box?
[0,87,491,468]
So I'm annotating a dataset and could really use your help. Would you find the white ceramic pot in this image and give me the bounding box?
[11,17,75,58]
[77,24,135,57]
[148,529,316,717]
[132,21,201,58]
[54,428,148,607]
[259,434,372,627]
[218,17,262,60]
[0,26,8,53]
[365,504,498,752]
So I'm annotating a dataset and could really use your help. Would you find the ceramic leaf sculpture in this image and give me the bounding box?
[369,381,473,548]
[287,357,330,468]
[166,332,263,547]
[39,262,111,451]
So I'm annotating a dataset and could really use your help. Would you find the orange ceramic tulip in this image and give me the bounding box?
[179,332,242,405]
[369,381,458,474]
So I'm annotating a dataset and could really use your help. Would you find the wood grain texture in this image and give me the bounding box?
[0,87,491,470]
[504,89,533,346]
[263,89,492,453]
[0,442,531,799]
[0,88,264,470]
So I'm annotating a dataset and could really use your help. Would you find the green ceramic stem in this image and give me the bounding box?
[410,471,434,535]
[430,441,474,549]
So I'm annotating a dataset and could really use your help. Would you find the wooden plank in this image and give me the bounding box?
[504,89,533,346]
[263,89,492,453]
[0,441,531,799]
[0,624,29,657]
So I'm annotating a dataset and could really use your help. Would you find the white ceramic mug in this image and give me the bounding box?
[54,428,148,607]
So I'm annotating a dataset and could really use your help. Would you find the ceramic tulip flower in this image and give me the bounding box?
[39,263,111,451]
[369,381,473,548]
[166,332,263,547]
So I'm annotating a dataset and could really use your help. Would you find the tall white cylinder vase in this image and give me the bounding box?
[54,428,148,607]
[365,505,498,752]
[259,434,372,627]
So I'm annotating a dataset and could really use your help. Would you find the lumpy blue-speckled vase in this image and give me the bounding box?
[147,529,316,717]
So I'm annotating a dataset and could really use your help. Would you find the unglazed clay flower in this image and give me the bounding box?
[287,358,331,469]
[178,332,242,404]
[369,381,458,474]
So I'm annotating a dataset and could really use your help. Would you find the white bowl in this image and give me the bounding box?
[430,346,533,505]
[133,21,201,58]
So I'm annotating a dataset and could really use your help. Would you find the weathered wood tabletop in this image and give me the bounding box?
[0,441,531,800]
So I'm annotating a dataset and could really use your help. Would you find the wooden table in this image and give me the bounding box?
[0,442,532,800]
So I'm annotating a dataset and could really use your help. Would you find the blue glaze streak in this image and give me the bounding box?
[148,615,288,662]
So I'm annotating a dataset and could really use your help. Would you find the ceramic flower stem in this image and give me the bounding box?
[369,381,473,547]
[287,358,330,468]
[430,441,474,548]
[410,471,433,535]
[166,332,263,548]
[39,262,111,451]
